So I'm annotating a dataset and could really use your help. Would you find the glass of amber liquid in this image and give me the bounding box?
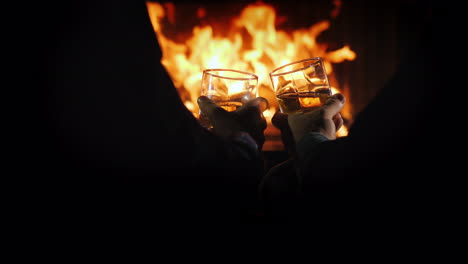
[269,57,332,114]
[199,69,258,128]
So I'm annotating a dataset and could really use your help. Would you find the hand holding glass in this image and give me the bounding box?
[199,69,258,127]
[269,57,332,114]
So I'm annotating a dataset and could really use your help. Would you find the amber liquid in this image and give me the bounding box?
[199,100,243,128]
[215,100,243,112]
[276,88,331,114]
[276,92,301,114]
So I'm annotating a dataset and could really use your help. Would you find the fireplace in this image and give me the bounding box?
[145,0,416,152]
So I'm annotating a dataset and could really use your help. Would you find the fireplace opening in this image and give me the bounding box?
[145,0,425,165]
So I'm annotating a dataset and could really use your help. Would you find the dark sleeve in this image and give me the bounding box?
[49,0,263,215]
[296,132,329,160]
[294,19,434,206]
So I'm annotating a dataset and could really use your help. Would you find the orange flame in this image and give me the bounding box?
[146,1,356,149]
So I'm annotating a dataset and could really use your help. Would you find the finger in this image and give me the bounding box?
[238,102,268,131]
[271,111,288,129]
[260,114,268,130]
[272,111,295,154]
[332,113,343,131]
[197,96,226,119]
[322,93,346,119]
[239,97,269,113]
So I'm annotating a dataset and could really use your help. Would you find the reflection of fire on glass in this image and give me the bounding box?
[276,88,331,114]
[271,58,332,114]
[199,69,258,128]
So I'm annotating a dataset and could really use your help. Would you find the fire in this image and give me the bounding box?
[146,1,356,149]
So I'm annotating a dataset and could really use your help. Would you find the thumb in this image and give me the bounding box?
[322,93,346,119]
[238,97,269,113]
[197,96,225,119]
[271,111,288,129]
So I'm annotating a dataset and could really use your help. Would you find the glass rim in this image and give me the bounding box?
[269,57,324,77]
[203,68,258,81]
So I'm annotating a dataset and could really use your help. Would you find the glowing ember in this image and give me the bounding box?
[146,1,356,149]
